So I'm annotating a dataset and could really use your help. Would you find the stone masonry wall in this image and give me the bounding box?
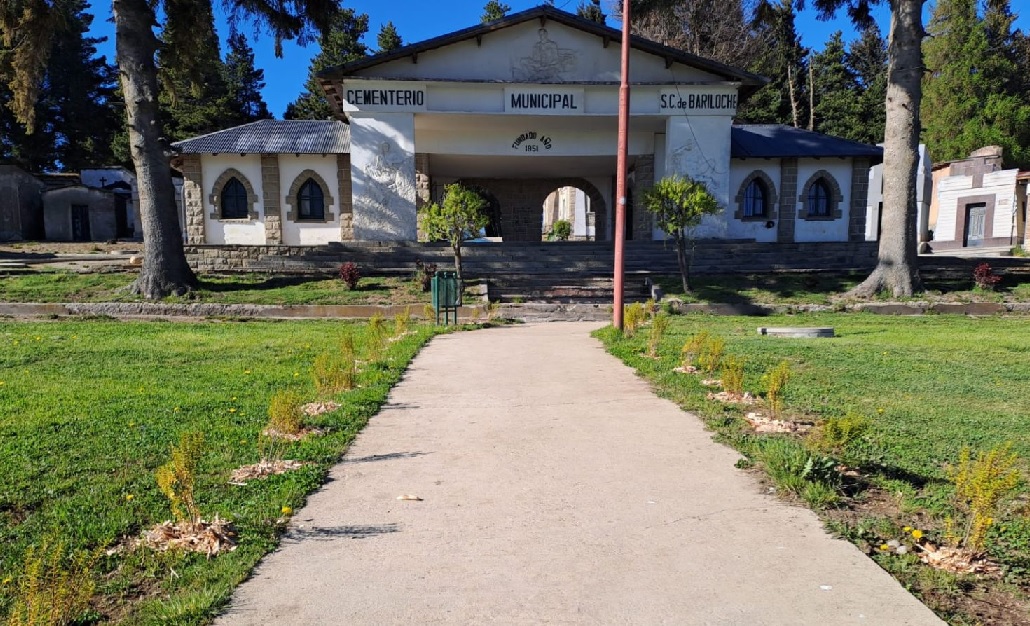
[337,154,354,241]
[261,154,282,244]
[849,158,870,242]
[181,155,205,244]
[776,158,798,243]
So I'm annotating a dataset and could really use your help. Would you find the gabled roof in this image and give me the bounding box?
[318,5,767,91]
[173,119,350,155]
[731,125,883,163]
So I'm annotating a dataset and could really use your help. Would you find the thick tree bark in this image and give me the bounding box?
[849,0,924,298]
[676,232,690,293]
[114,0,198,298]
[453,244,464,299]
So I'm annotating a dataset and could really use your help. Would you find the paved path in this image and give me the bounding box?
[216,323,943,625]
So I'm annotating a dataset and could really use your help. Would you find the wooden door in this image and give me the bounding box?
[71,204,91,241]
[965,203,986,247]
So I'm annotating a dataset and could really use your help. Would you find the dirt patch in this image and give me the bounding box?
[230,459,309,484]
[142,517,236,556]
[0,241,141,255]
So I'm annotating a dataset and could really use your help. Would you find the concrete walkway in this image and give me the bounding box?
[216,323,943,625]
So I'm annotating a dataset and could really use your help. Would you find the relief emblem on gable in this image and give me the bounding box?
[511,28,578,82]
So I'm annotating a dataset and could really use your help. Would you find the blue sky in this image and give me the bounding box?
[87,0,1029,118]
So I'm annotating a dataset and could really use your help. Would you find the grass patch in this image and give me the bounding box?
[596,313,1030,623]
[0,319,444,624]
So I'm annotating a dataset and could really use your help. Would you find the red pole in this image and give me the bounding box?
[613,0,631,331]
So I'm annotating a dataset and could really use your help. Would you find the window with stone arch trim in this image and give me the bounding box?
[285,170,335,223]
[798,170,844,220]
[734,170,778,221]
[209,168,259,221]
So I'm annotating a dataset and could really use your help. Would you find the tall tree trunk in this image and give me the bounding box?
[453,244,464,299]
[849,0,924,297]
[787,64,800,128]
[676,232,690,293]
[114,0,198,299]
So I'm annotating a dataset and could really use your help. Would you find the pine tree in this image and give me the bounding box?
[284,9,369,120]
[481,1,511,23]
[376,21,403,53]
[738,0,808,127]
[223,31,270,124]
[0,0,119,171]
[577,0,606,23]
[810,31,863,140]
[845,23,887,145]
[922,0,1030,168]
[631,0,762,70]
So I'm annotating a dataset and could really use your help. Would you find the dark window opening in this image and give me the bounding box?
[221,178,249,219]
[744,179,767,217]
[808,180,831,217]
[298,179,325,220]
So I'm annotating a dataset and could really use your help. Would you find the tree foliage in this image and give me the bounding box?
[845,23,887,145]
[376,21,403,53]
[419,183,489,292]
[632,0,765,71]
[738,0,808,126]
[922,0,1030,168]
[642,175,720,293]
[285,9,369,120]
[481,1,511,23]
[576,0,606,23]
[224,30,271,124]
[810,31,863,139]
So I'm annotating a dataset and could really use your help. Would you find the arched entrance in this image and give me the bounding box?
[459,177,608,243]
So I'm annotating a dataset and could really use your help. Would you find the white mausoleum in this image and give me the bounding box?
[174,5,882,247]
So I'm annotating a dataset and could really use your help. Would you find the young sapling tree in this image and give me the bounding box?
[419,183,489,296]
[642,175,721,293]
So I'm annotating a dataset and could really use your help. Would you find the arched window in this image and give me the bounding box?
[220,178,249,219]
[744,179,767,218]
[807,180,831,217]
[298,178,325,220]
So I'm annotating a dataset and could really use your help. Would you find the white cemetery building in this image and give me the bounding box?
[174,5,882,254]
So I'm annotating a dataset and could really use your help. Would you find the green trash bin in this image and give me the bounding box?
[431,271,460,324]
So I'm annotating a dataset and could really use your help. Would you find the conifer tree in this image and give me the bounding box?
[738,0,808,126]
[481,1,511,23]
[376,21,403,53]
[285,9,369,120]
[810,31,863,140]
[845,23,887,145]
[630,0,762,70]
[577,0,606,23]
[223,31,270,124]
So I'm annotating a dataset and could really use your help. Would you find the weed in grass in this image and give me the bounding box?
[697,336,725,377]
[761,360,791,418]
[266,389,305,435]
[469,307,482,323]
[156,432,205,529]
[680,330,711,369]
[947,444,1022,552]
[720,355,746,395]
[365,314,388,363]
[809,413,869,455]
[394,306,412,336]
[312,351,355,396]
[622,302,647,337]
[5,538,96,626]
[423,303,435,321]
[338,262,361,290]
[1009,246,1028,258]
[646,313,671,358]
[754,438,839,508]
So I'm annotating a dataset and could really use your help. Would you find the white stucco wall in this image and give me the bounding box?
[279,154,341,246]
[935,169,1019,244]
[727,160,781,243]
[794,159,852,243]
[202,154,265,245]
[664,116,733,239]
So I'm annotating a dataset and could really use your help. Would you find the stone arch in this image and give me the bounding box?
[533,177,608,242]
[209,168,259,220]
[734,170,778,221]
[285,169,336,223]
[798,170,844,221]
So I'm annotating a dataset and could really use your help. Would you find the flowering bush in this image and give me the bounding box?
[972,262,1002,290]
[338,262,360,290]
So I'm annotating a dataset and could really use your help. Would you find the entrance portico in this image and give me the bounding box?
[318,5,765,242]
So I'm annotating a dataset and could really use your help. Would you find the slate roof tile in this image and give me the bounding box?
[173,119,350,154]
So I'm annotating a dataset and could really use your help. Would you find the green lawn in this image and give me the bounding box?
[0,272,431,305]
[598,313,1030,623]
[0,319,440,624]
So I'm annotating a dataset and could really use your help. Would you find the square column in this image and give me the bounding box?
[664,116,732,238]
[350,113,418,241]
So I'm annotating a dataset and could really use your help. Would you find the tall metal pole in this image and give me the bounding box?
[613,0,631,331]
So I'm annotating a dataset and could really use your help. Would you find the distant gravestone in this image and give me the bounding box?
[757,327,834,338]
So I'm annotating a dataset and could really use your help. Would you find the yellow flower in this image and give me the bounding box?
[903,526,912,532]
[1,576,11,585]
[0,381,5,386]
[877,408,884,414]
[879,544,890,551]
[281,506,293,515]
[174,407,180,412]
[229,407,237,413]
[128,421,135,427]
[125,494,134,501]
[293,372,299,377]
[911,529,923,540]
[244,370,251,375]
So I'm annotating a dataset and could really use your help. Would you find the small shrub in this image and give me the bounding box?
[809,413,869,454]
[267,389,305,435]
[762,360,791,418]
[680,330,711,369]
[646,312,671,357]
[156,431,205,529]
[414,259,438,292]
[947,444,1022,552]
[697,336,725,376]
[423,303,435,320]
[972,262,1002,290]
[365,314,388,363]
[394,306,412,336]
[755,438,839,508]
[312,351,354,395]
[5,539,96,626]
[1009,245,1028,258]
[548,219,572,241]
[720,355,746,395]
[623,302,647,337]
[338,262,361,290]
